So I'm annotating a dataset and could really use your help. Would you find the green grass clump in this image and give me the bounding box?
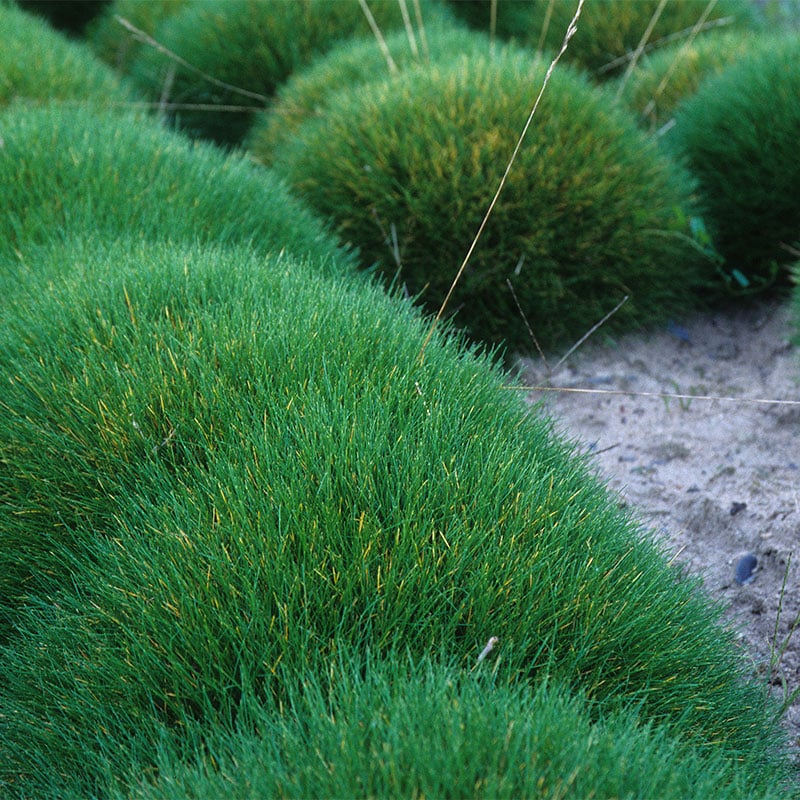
[0,105,355,276]
[270,47,708,352]
[0,2,138,107]
[759,0,800,28]
[617,29,772,131]
[127,0,454,145]
[0,238,790,796]
[668,34,800,292]
[118,656,786,800]
[86,0,191,73]
[248,19,490,164]
[447,0,756,77]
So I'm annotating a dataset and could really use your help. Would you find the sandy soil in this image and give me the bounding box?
[516,296,800,754]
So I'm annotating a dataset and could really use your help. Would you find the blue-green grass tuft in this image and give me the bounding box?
[446,0,757,78]
[0,105,356,280]
[1,2,139,108]
[668,34,800,292]
[269,47,710,352]
[0,238,790,796]
[127,0,456,144]
[116,655,791,800]
[247,18,489,164]
[617,29,774,131]
[86,0,191,73]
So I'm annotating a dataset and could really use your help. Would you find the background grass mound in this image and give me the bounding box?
[0,2,138,107]
[269,48,708,353]
[248,20,489,164]
[0,239,790,797]
[0,104,354,274]
[446,0,756,78]
[118,657,784,800]
[87,0,191,73]
[617,28,772,131]
[668,34,800,293]
[127,0,453,145]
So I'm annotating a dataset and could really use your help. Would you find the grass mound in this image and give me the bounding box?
[0,2,138,107]
[127,0,453,145]
[0,105,355,274]
[269,47,708,352]
[248,19,489,164]
[446,0,756,77]
[668,34,800,292]
[118,657,785,800]
[617,29,772,131]
[0,238,789,796]
[86,0,190,73]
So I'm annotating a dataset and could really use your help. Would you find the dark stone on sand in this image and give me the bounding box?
[735,552,758,586]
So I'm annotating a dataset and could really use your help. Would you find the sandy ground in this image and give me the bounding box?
[516,296,800,754]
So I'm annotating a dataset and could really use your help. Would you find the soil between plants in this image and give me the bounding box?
[517,296,800,754]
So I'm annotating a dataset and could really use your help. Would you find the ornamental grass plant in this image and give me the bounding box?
[118,656,786,800]
[86,0,191,73]
[446,0,757,77]
[248,20,489,164]
[0,2,138,107]
[668,34,800,292]
[617,28,772,131]
[0,105,355,276]
[0,238,790,797]
[127,0,454,145]
[269,47,710,352]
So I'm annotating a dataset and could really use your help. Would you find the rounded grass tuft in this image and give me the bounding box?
[0,238,789,796]
[86,0,191,73]
[0,105,355,276]
[117,656,789,800]
[0,2,139,108]
[127,0,454,144]
[269,48,709,352]
[668,34,800,291]
[617,29,774,131]
[247,19,490,164]
[446,0,757,77]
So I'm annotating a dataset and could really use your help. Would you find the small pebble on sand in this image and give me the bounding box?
[735,552,758,586]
